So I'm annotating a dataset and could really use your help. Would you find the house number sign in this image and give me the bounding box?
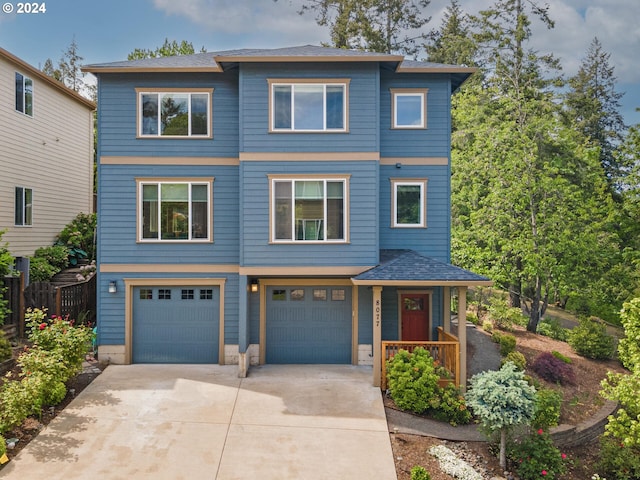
[375,299,381,327]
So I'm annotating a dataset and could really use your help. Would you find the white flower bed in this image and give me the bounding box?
[429,445,484,480]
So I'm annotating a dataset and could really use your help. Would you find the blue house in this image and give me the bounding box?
[84,46,490,387]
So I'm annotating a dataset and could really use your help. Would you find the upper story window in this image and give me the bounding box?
[15,187,33,226]
[391,178,427,228]
[15,72,33,116]
[137,179,213,242]
[391,88,428,129]
[136,88,213,138]
[270,176,350,243]
[269,79,349,132]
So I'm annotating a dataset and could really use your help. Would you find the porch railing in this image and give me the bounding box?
[381,327,460,390]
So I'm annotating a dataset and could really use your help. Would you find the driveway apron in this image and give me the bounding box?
[1,364,397,480]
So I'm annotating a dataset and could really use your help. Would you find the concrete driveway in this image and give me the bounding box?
[1,364,397,479]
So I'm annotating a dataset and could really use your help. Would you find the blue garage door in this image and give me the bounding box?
[133,286,219,363]
[266,285,352,364]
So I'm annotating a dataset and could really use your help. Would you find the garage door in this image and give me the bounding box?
[266,285,352,364]
[132,286,219,363]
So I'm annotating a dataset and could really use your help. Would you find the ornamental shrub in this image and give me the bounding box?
[386,348,439,414]
[428,383,472,426]
[532,352,576,385]
[532,388,562,430]
[410,466,431,480]
[600,368,640,449]
[509,429,568,480]
[537,318,570,342]
[551,350,572,364]
[492,332,516,356]
[488,297,527,331]
[502,351,526,371]
[0,434,6,458]
[55,212,97,262]
[618,298,640,371]
[0,331,12,362]
[597,436,640,480]
[568,316,615,360]
[33,245,69,271]
[466,362,536,468]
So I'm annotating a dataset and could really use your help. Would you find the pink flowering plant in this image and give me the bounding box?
[0,309,92,434]
[508,428,569,479]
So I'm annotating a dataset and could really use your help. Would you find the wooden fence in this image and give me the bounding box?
[381,327,460,391]
[2,273,96,337]
[1,274,24,337]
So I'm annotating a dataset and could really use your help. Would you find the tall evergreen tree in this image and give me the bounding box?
[563,37,627,189]
[450,0,618,331]
[128,39,206,60]
[294,0,431,56]
[424,0,477,67]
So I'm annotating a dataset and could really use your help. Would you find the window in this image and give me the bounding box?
[14,187,32,226]
[139,289,153,300]
[15,72,33,116]
[391,179,427,228]
[272,289,286,301]
[159,289,171,300]
[269,79,349,132]
[313,289,327,301]
[181,289,195,300]
[200,289,213,300]
[391,88,427,129]
[138,179,212,242]
[137,89,212,137]
[331,289,346,301]
[290,289,305,301]
[271,176,349,243]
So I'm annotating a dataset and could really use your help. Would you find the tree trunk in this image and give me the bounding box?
[499,428,507,469]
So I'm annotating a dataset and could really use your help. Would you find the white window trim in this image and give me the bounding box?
[390,88,428,129]
[268,78,350,133]
[136,88,213,139]
[14,186,33,227]
[269,174,350,244]
[136,178,214,243]
[15,72,34,117]
[391,178,427,228]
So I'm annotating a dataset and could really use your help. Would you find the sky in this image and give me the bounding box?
[0,0,638,126]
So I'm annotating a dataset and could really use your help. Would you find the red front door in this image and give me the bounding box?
[401,293,430,341]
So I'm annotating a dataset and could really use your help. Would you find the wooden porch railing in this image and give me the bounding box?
[381,327,460,390]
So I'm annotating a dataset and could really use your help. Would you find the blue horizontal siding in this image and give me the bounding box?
[240,62,379,153]
[240,160,379,267]
[379,164,451,262]
[98,164,239,265]
[98,72,239,157]
[358,287,373,344]
[380,72,452,158]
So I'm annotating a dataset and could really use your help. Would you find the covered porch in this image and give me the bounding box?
[351,250,492,390]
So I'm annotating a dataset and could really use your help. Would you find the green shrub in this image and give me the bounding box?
[537,318,570,342]
[508,429,568,480]
[28,256,60,282]
[410,466,431,480]
[597,437,640,480]
[33,245,69,270]
[466,311,479,325]
[551,350,572,364]
[55,212,96,262]
[488,297,527,331]
[493,333,516,356]
[502,351,526,370]
[568,316,615,360]
[0,434,6,458]
[386,348,439,414]
[482,320,493,332]
[428,383,472,426]
[0,331,12,362]
[532,388,562,430]
[26,308,92,378]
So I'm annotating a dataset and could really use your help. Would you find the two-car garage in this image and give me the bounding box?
[128,279,354,365]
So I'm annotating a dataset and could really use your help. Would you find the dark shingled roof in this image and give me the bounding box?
[353,250,491,285]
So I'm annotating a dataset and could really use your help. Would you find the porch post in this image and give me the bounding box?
[443,286,451,334]
[372,286,383,387]
[458,286,468,391]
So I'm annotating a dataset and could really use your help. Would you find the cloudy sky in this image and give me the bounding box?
[1,0,638,124]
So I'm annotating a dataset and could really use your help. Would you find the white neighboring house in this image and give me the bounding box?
[0,47,95,258]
